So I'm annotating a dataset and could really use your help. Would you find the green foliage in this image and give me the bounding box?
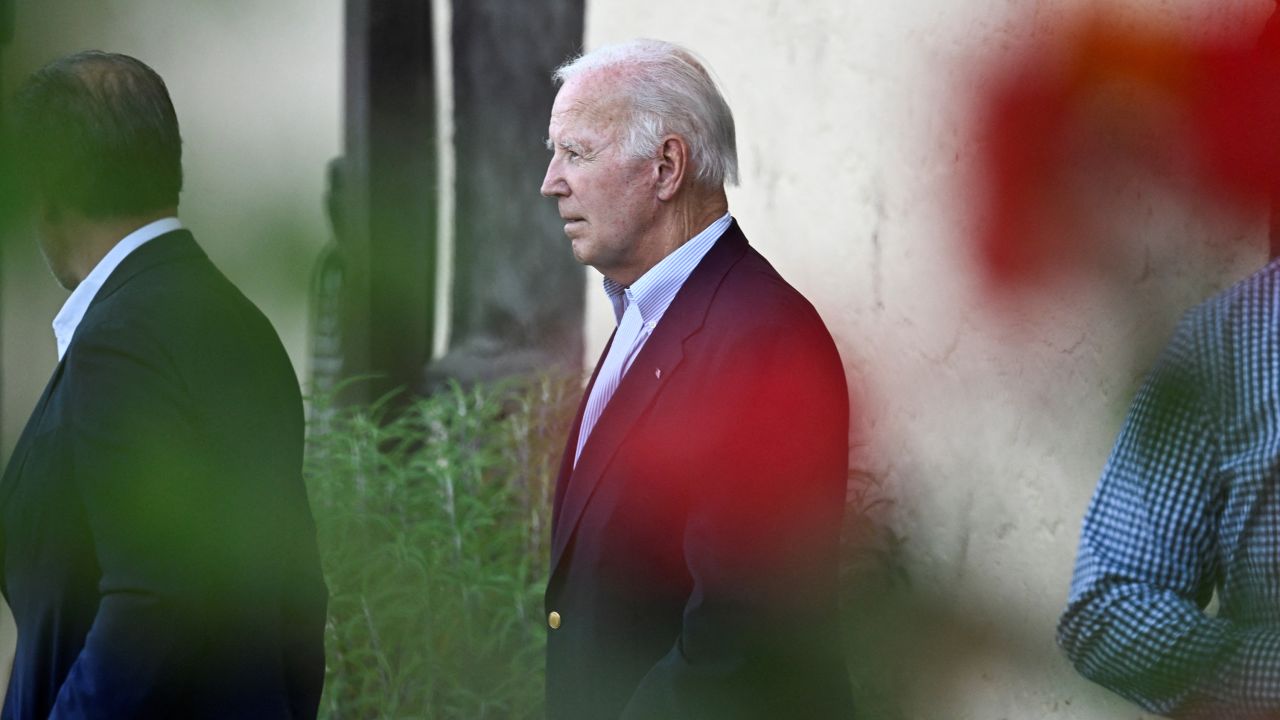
[306,374,904,718]
[840,467,911,720]
[305,375,579,720]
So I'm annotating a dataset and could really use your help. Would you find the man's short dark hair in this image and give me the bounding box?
[12,50,183,219]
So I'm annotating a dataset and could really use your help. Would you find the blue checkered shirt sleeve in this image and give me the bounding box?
[1058,271,1280,719]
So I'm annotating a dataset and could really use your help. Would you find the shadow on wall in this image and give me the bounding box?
[839,470,1070,720]
[839,457,1168,720]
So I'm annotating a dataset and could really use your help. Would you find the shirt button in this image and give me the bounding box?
[548,611,561,630]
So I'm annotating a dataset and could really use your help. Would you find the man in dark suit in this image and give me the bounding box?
[0,51,326,718]
[540,39,854,719]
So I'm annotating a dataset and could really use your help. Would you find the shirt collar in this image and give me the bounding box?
[602,212,732,324]
[52,217,183,361]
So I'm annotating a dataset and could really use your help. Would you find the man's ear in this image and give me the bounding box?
[655,135,689,202]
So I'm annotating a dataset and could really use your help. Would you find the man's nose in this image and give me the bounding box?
[541,159,567,198]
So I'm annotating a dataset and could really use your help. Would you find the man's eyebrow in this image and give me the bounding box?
[546,137,589,155]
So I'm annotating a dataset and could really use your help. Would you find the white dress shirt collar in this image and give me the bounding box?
[601,212,733,324]
[52,217,183,361]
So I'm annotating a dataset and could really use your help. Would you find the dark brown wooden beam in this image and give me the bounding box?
[341,0,438,402]
[425,0,586,389]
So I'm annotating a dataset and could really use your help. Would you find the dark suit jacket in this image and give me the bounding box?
[0,230,327,719]
[545,221,854,719]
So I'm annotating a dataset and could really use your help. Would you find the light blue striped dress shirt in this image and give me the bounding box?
[574,212,732,464]
[602,213,732,366]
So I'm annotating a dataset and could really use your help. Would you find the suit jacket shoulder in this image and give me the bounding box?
[0,229,325,720]
[685,231,845,389]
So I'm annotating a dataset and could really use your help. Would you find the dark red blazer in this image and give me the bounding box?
[545,221,855,719]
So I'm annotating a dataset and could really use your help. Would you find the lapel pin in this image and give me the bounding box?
[654,368,662,379]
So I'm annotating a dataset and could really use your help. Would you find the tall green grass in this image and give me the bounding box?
[305,376,579,720]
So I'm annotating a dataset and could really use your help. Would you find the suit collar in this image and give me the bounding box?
[53,219,184,360]
[551,331,615,533]
[89,229,205,311]
[549,220,750,574]
[600,212,732,324]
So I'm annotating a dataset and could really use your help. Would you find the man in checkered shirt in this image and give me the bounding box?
[1058,260,1280,718]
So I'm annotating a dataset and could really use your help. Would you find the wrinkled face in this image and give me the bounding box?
[540,73,658,281]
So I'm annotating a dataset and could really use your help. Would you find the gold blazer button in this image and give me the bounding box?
[548,611,561,629]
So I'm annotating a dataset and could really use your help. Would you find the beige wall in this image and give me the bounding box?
[1,0,342,460]
[584,1,1270,718]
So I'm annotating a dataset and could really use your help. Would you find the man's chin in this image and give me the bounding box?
[569,238,592,266]
[39,252,77,291]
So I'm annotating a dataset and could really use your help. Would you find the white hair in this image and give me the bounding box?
[553,39,739,188]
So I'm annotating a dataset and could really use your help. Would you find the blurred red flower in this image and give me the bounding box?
[975,4,1280,289]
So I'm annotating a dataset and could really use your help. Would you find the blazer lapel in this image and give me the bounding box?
[87,229,205,312]
[548,222,750,575]
[550,330,616,533]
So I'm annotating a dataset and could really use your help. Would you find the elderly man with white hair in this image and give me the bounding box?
[540,39,854,719]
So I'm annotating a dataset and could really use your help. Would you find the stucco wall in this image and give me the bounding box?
[0,1,1275,716]
[583,1,1270,717]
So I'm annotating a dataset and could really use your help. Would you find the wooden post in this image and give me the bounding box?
[341,0,438,403]
[424,0,586,389]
